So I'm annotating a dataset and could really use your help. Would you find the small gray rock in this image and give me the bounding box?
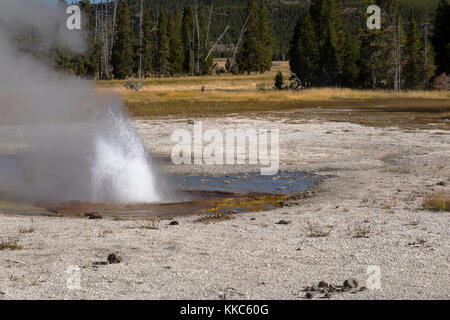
[343,278,358,289]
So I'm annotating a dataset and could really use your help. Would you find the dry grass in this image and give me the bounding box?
[19,226,35,234]
[423,192,449,212]
[19,219,36,234]
[349,222,372,239]
[142,217,160,230]
[196,211,234,224]
[305,221,335,237]
[96,61,450,117]
[0,239,23,251]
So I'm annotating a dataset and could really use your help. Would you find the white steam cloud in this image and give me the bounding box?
[0,0,161,203]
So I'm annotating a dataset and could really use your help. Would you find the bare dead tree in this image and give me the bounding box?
[205,25,230,62]
[228,10,253,72]
[195,2,201,75]
[109,0,118,65]
[205,1,213,53]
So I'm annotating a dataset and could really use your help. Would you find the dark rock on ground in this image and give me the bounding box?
[324,293,332,299]
[84,212,103,220]
[276,220,292,225]
[107,253,122,264]
[169,221,179,226]
[305,292,314,299]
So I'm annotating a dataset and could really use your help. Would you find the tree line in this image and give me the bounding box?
[289,0,450,90]
[55,0,449,90]
[56,0,274,79]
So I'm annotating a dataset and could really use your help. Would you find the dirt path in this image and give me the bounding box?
[1,111,449,299]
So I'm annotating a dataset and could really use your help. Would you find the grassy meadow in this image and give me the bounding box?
[98,61,450,118]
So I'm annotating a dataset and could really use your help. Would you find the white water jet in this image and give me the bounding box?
[90,107,160,203]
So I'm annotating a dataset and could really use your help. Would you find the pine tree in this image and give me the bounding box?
[154,8,170,77]
[274,70,284,90]
[181,6,195,75]
[341,33,360,87]
[404,19,422,90]
[239,0,260,73]
[433,0,450,75]
[77,0,96,77]
[111,0,135,79]
[257,2,274,73]
[289,12,320,86]
[309,0,348,85]
[141,7,154,77]
[420,17,436,89]
[168,10,184,75]
[358,0,391,89]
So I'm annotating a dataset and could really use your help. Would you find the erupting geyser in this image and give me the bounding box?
[0,0,160,204]
[91,107,160,203]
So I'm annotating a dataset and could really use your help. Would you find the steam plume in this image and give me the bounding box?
[0,0,160,203]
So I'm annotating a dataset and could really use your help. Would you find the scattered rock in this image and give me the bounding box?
[250,218,256,221]
[408,238,429,247]
[169,221,179,226]
[318,281,328,288]
[310,283,320,292]
[323,292,332,299]
[107,253,122,264]
[305,292,314,299]
[276,220,292,225]
[343,278,359,289]
[84,212,103,220]
[436,181,447,186]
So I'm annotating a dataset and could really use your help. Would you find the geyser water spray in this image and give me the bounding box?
[90,107,160,203]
